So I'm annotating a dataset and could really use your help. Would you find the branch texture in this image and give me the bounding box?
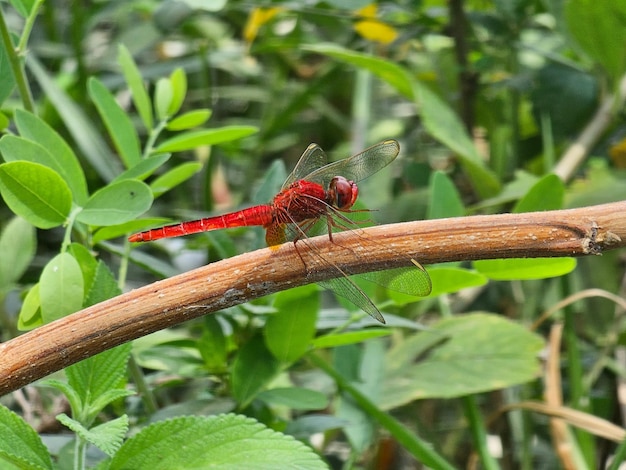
[1,201,624,395]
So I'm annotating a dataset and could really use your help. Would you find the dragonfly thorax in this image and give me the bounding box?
[327,176,358,210]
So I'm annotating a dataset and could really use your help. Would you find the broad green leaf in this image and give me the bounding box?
[231,335,280,407]
[166,109,212,131]
[68,243,99,302]
[150,162,203,197]
[0,161,72,228]
[265,285,318,363]
[303,44,414,99]
[154,126,258,153]
[17,283,42,330]
[112,153,171,183]
[77,179,153,226]
[422,267,487,298]
[414,82,500,198]
[168,68,187,116]
[109,414,327,470]
[257,387,328,410]
[154,77,173,121]
[88,77,142,168]
[14,109,89,204]
[57,413,128,457]
[474,258,577,280]
[0,216,36,287]
[513,173,564,213]
[381,313,544,407]
[40,252,84,323]
[27,56,120,181]
[312,329,392,349]
[198,315,228,372]
[92,217,170,244]
[565,0,626,83]
[0,112,9,131]
[428,171,465,219]
[118,44,153,131]
[0,404,53,470]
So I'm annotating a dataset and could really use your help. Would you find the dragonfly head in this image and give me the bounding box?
[328,176,358,210]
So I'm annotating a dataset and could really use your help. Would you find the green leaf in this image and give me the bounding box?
[513,173,564,213]
[0,404,53,470]
[13,110,89,204]
[65,343,132,423]
[231,335,280,407]
[0,216,36,287]
[154,126,259,153]
[312,329,392,349]
[84,261,122,307]
[0,37,15,105]
[414,82,500,198]
[68,243,99,302]
[381,313,544,407]
[149,162,203,197]
[168,68,187,116]
[166,109,212,131]
[109,414,327,470]
[77,179,153,226]
[154,77,173,121]
[8,0,36,17]
[428,171,465,219]
[27,57,121,182]
[257,387,329,410]
[303,44,414,99]
[88,77,142,168]
[0,161,72,229]
[57,413,128,458]
[473,258,577,281]
[198,315,228,372]
[264,285,318,363]
[39,252,84,323]
[112,153,171,183]
[17,283,42,331]
[420,267,487,298]
[565,0,626,83]
[118,44,153,131]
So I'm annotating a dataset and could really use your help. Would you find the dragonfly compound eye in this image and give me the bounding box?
[329,176,358,210]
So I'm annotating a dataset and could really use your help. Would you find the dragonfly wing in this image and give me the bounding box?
[266,223,287,247]
[302,140,400,188]
[282,144,328,189]
[318,276,386,323]
[358,263,432,297]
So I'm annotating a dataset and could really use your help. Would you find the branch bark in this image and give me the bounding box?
[1,201,625,395]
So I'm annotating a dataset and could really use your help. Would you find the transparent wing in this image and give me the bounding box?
[282,144,328,189]
[302,140,400,188]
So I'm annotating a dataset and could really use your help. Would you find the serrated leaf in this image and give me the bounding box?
[265,285,318,363]
[232,336,280,407]
[0,161,72,228]
[166,109,212,131]
[57,413,129,457]
[78,179,153,226]
[65,343,132,422]
[112,154,171,183]
[0,216,36,287]
[168,68,187,116]
[109,414,327,470]
[118,44,153,131]
[381,313,544,407]
[312,329,392,349]
[257,387,328,410]
[150,162,202,197]
[84,261,122,307]
[40,379,83,419]
[88,77,142,168]
[0,404,53,470]
[474,258,577,280]
[17,283,42,331]
[40,252,84,323]
[154,126,258,153]
[13,110,89,204]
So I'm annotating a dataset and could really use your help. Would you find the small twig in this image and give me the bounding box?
[0,201,625,396]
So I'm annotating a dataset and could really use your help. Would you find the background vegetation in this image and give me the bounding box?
[0,0,625,469]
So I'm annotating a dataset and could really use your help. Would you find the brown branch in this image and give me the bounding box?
[1,201,625,396]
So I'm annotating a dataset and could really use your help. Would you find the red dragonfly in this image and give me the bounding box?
[129,140,431,323]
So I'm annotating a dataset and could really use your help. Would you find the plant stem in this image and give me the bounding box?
[461,395,500,470]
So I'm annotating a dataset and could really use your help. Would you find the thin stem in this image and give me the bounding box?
[16,0,45,52]
[461,395,500,470]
